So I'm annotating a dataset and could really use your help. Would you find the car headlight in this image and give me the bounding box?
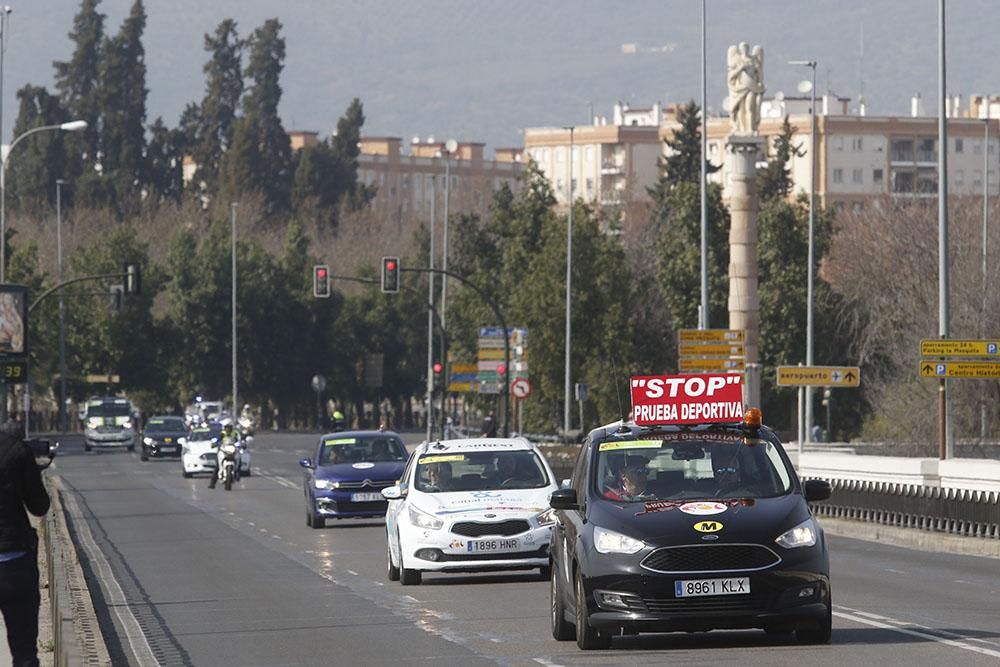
[314,479,336,490]
[408,505,444,531]
[87,418,101,429]
[143,437,153,445]
[775,518,818,549]
[536,508,558,526]
[123,420,133,429]
[593,526,645,554]
[178,437,187,445]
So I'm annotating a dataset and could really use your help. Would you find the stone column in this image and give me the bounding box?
[724,135,765,408]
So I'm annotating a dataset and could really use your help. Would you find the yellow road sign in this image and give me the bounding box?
[776,366,860,387]
[920,339,1000,357]
[678,329,745,343]
[679,358,746,372]
[449,363,478,375]
[679,342,746,357]
[919,360,1000,379]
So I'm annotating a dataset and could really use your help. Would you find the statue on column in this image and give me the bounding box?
[727,42,765,136]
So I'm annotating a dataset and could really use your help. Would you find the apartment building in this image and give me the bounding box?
[356,137,525,219]
[523,96,1000,225]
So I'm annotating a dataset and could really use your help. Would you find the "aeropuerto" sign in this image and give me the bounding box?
[630,374,744,426]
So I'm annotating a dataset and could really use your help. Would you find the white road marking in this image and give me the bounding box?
[533,659,566,667]
[835,607,1000,659]
[62,492,159,667]
[347,570,359,576]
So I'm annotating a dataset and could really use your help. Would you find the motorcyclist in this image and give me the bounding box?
[209,423,240,489]
[331,410,346,432]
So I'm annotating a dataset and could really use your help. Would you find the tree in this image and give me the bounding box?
[95,0,148,211]
[220,18,291,212]
[191,19,244,196]
[648,100,719,202]
[145,117,186,202]
[757,116,803,201]
[53,0,105,171]
[5,85,70,213]
[329,98,372,210]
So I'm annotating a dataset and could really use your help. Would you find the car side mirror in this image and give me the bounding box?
[382,485,404,500]
[299,458,314,470]
[804,479,832,502]
[550,488,578,510]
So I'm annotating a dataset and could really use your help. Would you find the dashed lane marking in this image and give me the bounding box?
[835,606,1000,659]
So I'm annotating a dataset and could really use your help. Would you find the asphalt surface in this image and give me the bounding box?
[44,431,1000,666]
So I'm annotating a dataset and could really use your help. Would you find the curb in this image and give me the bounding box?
[819,516,1000,560]
[44,476,113,666]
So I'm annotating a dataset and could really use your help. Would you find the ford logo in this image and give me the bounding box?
[701,534,720,541]
[484,513,497,518]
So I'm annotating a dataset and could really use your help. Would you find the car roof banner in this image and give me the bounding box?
[630,374,744,426]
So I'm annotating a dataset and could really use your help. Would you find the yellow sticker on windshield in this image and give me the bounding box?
[598,440,662,452]
[418,454,465,464]
[323,438,357,446]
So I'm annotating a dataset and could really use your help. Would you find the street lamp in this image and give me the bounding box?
[1,119,88,282]
[56,178,68,432]
[790,59,817,445]
[564,126,574,435]
[981,105,991,440]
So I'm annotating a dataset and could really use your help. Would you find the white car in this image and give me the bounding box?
[181,424,252,478]
[383,437,558,585]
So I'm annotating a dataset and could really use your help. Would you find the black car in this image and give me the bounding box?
[549,410,832,649]
[140,416,189,461]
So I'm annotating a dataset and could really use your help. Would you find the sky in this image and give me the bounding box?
[4,1,1000,153]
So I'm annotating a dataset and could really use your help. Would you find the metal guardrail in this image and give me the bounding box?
[808,478,1000,540]
[42,478,112,666]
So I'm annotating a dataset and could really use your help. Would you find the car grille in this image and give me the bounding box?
[636,596,762,614]
[641,544,780,573]
[319,500,386,514]
[451,520,530,537]
[200,453,217,463]
[97,427,121,433]
[335,479,395,489]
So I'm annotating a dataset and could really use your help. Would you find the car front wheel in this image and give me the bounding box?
[551,563,574,641]
[796,600,832,644]
[386,534,400,581]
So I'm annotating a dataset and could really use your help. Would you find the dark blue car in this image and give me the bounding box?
[299,430,409,528]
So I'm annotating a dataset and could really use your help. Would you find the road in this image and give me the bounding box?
[45,432,1000,666]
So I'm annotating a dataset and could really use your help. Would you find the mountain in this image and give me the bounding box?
[5,0,999,152]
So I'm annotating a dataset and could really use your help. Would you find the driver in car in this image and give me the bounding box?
[603,465,654,501]
[424,462,453,492]
[711,447,744,496]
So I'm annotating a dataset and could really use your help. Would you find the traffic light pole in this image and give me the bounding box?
[400,266,511,438]
[28,270,139,314]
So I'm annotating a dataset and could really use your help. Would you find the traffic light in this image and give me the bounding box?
[124,262,141,295]
[496,363,506,378]
[381,256,400,293]
[313,265,330,298]
[432,361,443,390]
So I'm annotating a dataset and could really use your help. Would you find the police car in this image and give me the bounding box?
[382,437,558,585]
[549,374,832,649]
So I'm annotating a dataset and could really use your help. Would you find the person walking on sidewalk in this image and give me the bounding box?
[0,421,50,667]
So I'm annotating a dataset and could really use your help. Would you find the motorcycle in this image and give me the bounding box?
[217,440,241,491]
[238,414,256,436]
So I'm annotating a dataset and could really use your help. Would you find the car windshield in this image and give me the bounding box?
[414,450,549,493]
[189,426,221,441]
[593,431,793,503]
[145,418,186,432]
[318,435,408,465]
[86,402,131,417]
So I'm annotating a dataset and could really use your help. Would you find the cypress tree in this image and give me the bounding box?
[757,116,803,202]
[192,19,243,195]
[53,0,105,168]
[220,18,290,212]
[6,86,70,212]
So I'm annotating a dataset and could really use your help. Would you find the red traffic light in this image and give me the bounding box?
[313,264,331,298]
[386,260,396,272]
[496,363,506,376]
[432,362,443,374]
[317,267,327,279]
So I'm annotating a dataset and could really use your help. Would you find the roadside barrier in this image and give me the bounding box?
[808,478,1000,540]
[42,477,112,666]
